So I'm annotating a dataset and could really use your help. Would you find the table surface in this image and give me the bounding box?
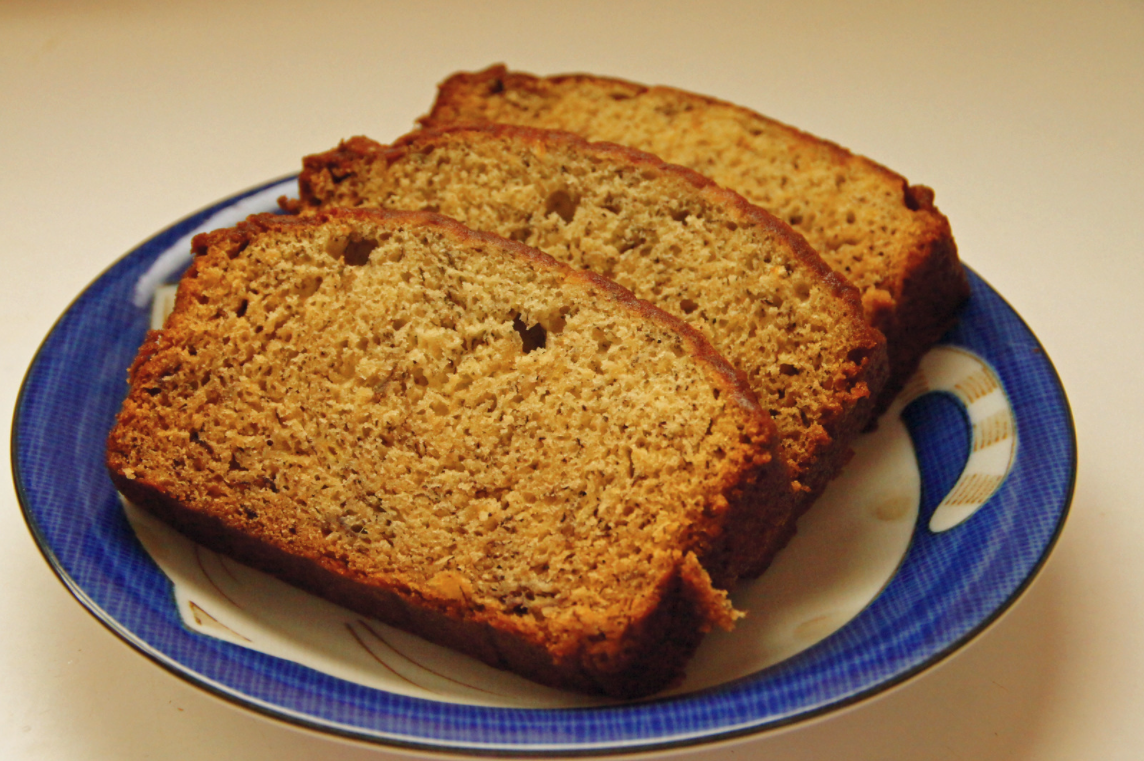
[2,2,1142,759]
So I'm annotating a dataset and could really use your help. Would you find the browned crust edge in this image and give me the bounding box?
[871,198,969,412]
[110,470,718,698]
[420,64,966,411]
[108,208,792,697]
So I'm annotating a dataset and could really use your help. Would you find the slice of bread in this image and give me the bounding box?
[420,65,969,409]
[286,125,888,569]
[106,208,792,698]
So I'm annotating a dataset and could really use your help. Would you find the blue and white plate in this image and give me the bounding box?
[13,178,1074,756]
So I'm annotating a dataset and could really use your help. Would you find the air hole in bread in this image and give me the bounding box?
[617,236,646,255]
[680,299,699,315]
[512,315,547,353]
[545,189,578,224]
[343,237,378,266]
[325,234,378,266]
[591,327,618,354]
[543,312,567,335]
[296,276,323,301]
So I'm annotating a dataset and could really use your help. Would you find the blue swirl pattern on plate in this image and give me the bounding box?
[13,179,1074,755]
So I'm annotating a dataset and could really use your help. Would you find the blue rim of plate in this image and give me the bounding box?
[12,177,1075,756]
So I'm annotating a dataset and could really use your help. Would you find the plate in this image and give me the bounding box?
[13,178,1075,756]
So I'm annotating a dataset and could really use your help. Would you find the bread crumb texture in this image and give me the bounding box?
[296,128,886,500]
[107,210,785,695]
[420,65,967,405]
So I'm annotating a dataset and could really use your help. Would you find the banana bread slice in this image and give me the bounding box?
[420,65,968,409]
[286,125,888,570]
[106,208,791,698]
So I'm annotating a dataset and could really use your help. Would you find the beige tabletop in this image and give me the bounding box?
[2,1,1142,759]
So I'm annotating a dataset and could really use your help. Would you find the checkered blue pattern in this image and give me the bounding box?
[13,180,1075,755]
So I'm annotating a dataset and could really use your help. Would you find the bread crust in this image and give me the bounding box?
[420,64,967,412]
[107,208,792,698]
[111,470,727,696]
